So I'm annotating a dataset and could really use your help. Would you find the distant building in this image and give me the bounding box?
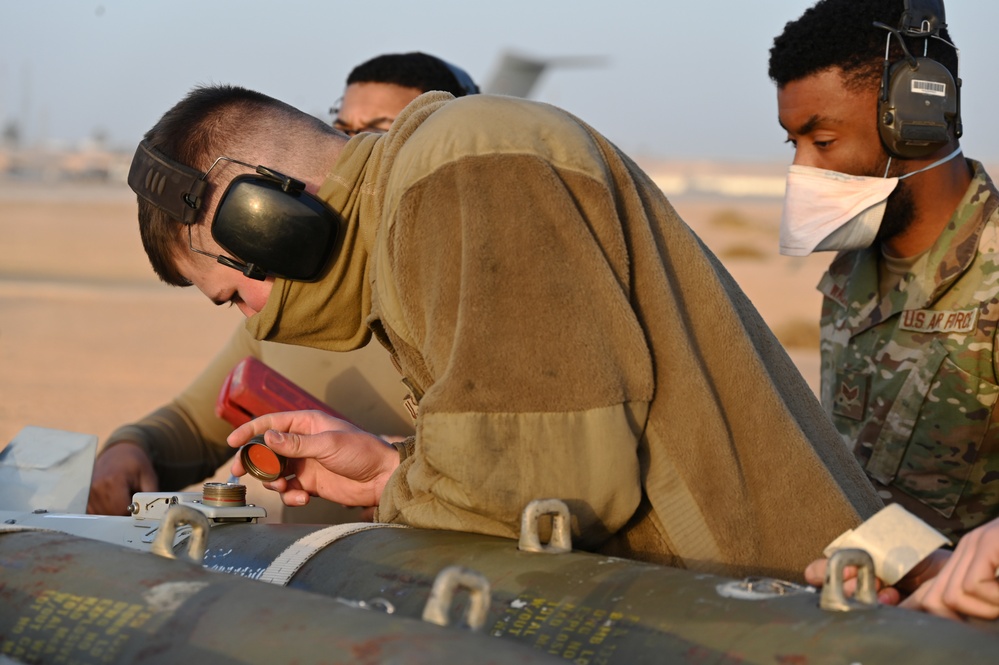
[0,145,131,183]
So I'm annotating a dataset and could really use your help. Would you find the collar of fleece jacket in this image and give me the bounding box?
[243,138,372,351]
[245,92,455,353]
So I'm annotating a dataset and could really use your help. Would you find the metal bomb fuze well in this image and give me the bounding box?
[201,482,247,507]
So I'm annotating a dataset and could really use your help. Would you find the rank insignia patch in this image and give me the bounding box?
[832,372,868,421]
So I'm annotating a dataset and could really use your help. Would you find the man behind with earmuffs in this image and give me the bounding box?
[770,0,999,541]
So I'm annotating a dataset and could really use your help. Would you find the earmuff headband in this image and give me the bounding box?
[899,0,946,37]
[127,140,207,225]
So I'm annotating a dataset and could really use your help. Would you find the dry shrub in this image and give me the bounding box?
[719,244,767,260]
[709,209,754,229]
[773,318,820,349]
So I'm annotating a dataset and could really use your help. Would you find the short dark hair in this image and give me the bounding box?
[137,84,329,286]
[347,52,478,97]
[769,0,958,91]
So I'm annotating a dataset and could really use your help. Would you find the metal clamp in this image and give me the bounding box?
[518,498,572,554]
[820,548,879,612]
[151,505,210,565]
[422,566,491,631]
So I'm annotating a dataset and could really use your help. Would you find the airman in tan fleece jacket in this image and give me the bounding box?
[237,92,882,580]
[131,87,882,581]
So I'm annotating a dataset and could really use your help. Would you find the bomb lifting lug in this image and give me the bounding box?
[820,547,880,612]
[518,498,572,554]
[151,504,211,565]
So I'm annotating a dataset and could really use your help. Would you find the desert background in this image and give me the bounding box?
[0,154,833,516]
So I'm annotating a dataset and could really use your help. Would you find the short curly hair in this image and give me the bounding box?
[347,52,478,97]
[769,0,958,91]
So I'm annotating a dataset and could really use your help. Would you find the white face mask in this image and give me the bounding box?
[778,146,963,256]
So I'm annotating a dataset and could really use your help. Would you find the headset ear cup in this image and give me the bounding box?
[878,57,960,160]
[211,175,342,282]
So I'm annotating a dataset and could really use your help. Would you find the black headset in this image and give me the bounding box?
[876,0,962,159]
[127,140,343,282]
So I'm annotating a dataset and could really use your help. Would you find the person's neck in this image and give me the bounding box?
[298,133,349,196]
[883,150,972,258]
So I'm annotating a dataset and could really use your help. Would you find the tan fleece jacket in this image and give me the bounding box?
[249,92,882,580]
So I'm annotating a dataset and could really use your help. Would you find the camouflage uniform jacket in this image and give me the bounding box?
[819,160,999,537]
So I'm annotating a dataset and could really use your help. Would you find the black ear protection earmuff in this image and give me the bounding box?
[127,140,343,282]
[875,0,961,160]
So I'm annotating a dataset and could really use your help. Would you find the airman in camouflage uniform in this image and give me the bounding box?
[769,0,996,540]
[819,161,999,538]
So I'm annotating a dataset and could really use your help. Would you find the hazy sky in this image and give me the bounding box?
[2,1,997,163]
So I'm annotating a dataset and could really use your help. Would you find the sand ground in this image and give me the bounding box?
[0,178,833,515]
[0,181,244,449]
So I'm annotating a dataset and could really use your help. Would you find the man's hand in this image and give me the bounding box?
[227,410,401,510]
[86,442,159,515]
[901,520,999,620]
